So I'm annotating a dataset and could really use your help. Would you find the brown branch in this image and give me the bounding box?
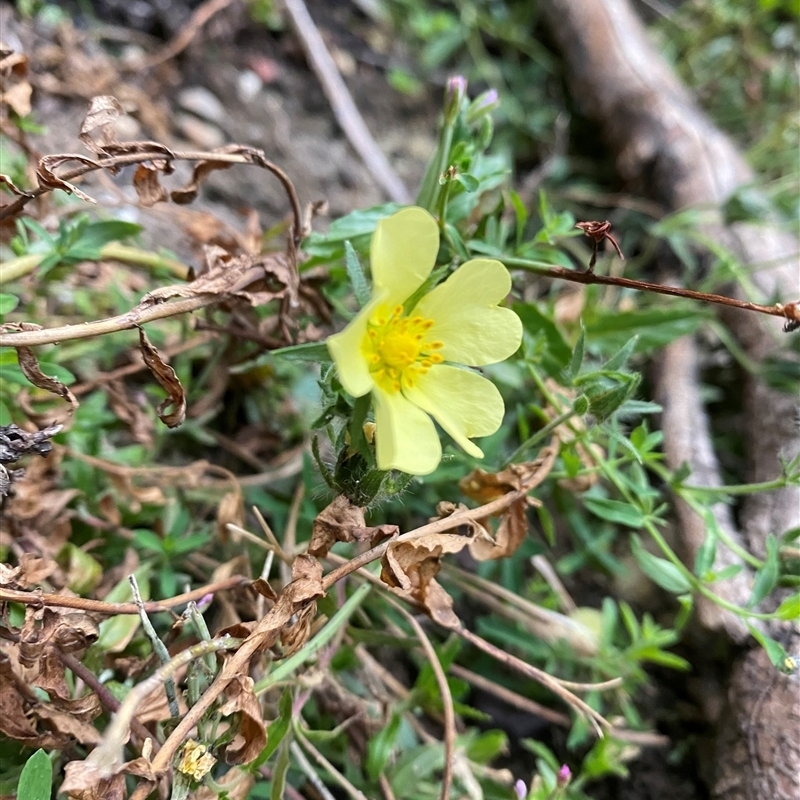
[0,575,249,615]
[282,0,411,204]
[0,148,304,246]
[505,258,800,326]
[141,0,236,69]
[55,648,158,749]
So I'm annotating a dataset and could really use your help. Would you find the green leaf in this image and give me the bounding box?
[747,624,789,669]
[584,497,646,529]
[303,203,403,260]
[0,293,19,316]
[366,712,402,781]
[344,240,371,307]
[566,323,585,382]
[17,749,52,800]
[586,306,707,353]
[574,370,641,420]
[70,220,142,254]
[270,741,291,800]
[603,335,639,371]
[694,510,719,577]
[269,342,332,364]
[775,593,800,621]
[256,688,293,765]
[631,536,693,594]
[749,535,780,606]
[516,304,572,373]
[455,172,479,192]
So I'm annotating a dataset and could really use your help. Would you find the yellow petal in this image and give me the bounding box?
[404,365,504,459]
[412,258,522,365]
[373,386,442,475]
[327,298,384,397]
[371,207,440,304]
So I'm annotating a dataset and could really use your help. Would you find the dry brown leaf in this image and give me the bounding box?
[33,705,102,747]
[36,154,97,204]
[219,675,267,765]
[78,95,123,155]
[251,578,277,601]
[132,164,168,206]
[0,173,32,197]
[308,495,397,557]
[459,446,558,504]
[16,345,78,414]
[279,601,318,656]
[138,327,186,427]
[171,158,233,205]
[217,487,244,541]
[0,49,32,117]
[467,498,529,562]
[60,764,127,800]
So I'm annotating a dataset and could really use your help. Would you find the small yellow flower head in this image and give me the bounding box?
[177,739,216,781]
[328,207,522,475]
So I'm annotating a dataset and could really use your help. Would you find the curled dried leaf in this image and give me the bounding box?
[171,157,232,205]
[78,95,123,155]
[309,495,397,557]
[138,327,186,427]
[219,676,267,765]
[16,346,78,414]
[0,173,33,197]
[37,154,98,204]
[460,445,557,504]
[132,164,167,206]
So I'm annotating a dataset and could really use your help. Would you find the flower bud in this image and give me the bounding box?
[557,764,572,786]
[444,75,468,124]
[466,88,500,125]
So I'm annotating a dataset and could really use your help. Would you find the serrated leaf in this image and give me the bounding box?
[17,749,52,800]
[631,536,693,594]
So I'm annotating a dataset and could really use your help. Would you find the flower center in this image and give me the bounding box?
[363,304,444,393]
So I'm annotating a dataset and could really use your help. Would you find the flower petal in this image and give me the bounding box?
[404,365,505,459]
[373,387,442,475]
[371,207,440,304]
[412,258,522,365]
[327,298,383,397]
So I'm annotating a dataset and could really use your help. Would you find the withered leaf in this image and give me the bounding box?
[132,164,167,206]
[33,705,101,746]
[171,158,232,205]
[280,601,317,656]
[467,498,528,562]
[252,578,277,601]
[78,95,123,154]
[138,327,186,427]
[219,675,267,765]
[16,346,78,414]
[0,173,33,197]
[459,446,557,504]
[37,154,97,204]
[217,487,244,541]
[284,554,324,604]
[309,495,397,557]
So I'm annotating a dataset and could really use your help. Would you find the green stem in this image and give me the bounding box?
[507,407,576,466]
[254,582,372,694]
[0,241,188,285]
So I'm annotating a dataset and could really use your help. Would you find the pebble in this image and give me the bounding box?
[177,86,226,125]
[173,113,225,149]
[237,70,263,103]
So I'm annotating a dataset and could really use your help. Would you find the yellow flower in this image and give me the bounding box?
[327,207,522,475]
[177,739,216,781]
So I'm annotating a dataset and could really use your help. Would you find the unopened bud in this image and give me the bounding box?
[444,75,468,124]
[557,764,572,786]
[466,88,500,124]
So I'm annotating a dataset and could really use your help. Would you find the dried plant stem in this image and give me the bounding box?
[0,242,188,285]
[282,0,410,204]
[392,601,455,800]
[0,149,304,245]
[0,293,216,347]
[0,575,249,615]
[84,636,242,778]
[455,625,611,735]
[293,728,368,800]
[505,257,799,325]
[55,648,158,749]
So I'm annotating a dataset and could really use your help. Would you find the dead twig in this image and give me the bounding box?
[282,0,411,204]
[141,0,236,69]
[0,575,249,616]
[505,258,800,327]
